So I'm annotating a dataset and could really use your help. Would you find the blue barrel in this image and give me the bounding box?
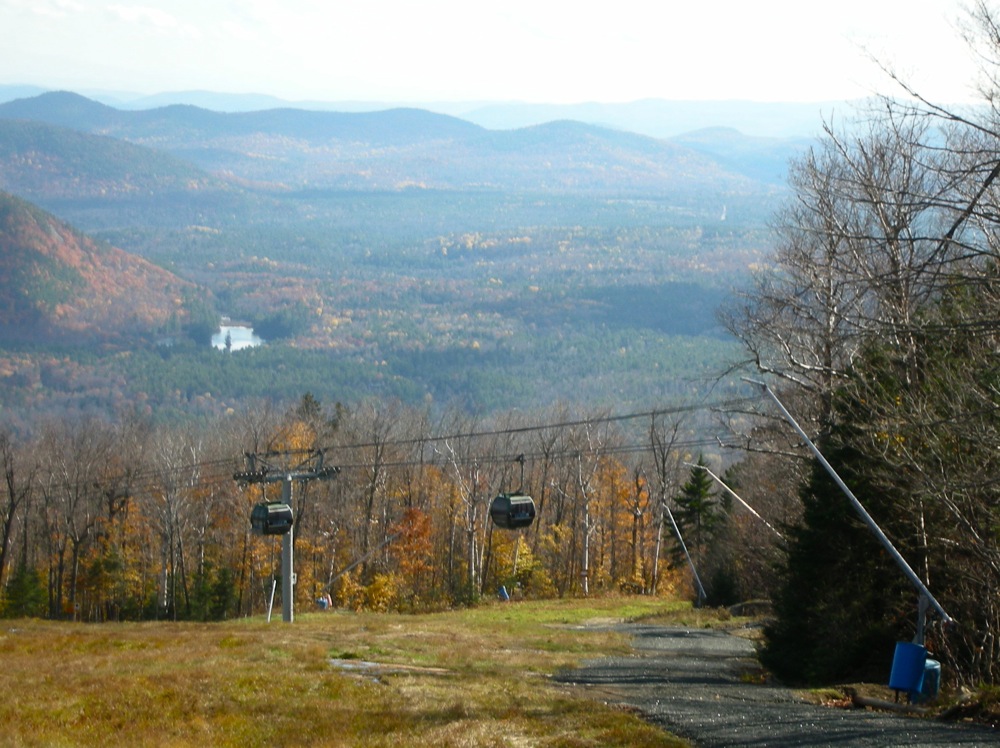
[918,659,941,702]
[889,641,927,693]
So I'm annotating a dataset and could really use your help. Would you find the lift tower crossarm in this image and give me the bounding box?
[233,449,339,485]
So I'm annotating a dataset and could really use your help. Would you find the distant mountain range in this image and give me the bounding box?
[0,91,807,197]
[459,99,838,139]
[0,85,842,138]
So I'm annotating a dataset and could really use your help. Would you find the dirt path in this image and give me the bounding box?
[558,624,999,747]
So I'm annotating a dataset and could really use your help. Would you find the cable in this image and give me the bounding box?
[319,397,754,454]
[30,396,754,496]
[328,434,744,473]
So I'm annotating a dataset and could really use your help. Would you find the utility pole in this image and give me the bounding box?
[234,449,339,622]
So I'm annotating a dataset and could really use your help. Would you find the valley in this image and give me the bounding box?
[0,92,796,427]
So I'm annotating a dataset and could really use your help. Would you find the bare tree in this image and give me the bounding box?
[441,427,485,600]
[343,399,403,578]
[725,106,957,432]
[645,412,685,593]
[145,426,204,619]
[37,418,114,619]
[0,429,34,590]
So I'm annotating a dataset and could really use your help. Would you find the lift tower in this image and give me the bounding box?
[234,450,339,622]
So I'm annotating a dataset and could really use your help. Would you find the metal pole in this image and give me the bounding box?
[745,379,953,626]
[663,500,707,607]
[281,479,294,623]
[683,462,784,539]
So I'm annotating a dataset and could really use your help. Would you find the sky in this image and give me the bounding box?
[0,0,984,105]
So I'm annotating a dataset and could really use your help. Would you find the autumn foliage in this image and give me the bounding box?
[0,396,738,623]
[0,190,195,341]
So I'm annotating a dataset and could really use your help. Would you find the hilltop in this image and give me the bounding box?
[0,190,199,342]
[0,116,238,201]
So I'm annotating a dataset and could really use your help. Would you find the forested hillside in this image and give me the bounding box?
[0,191,199,342]
[0,118,226,199]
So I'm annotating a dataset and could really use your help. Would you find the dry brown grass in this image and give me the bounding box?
[0,597,691,747]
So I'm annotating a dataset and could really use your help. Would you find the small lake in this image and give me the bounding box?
[212,325,263,351]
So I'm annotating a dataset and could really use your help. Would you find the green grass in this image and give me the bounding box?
[0,597,693,746]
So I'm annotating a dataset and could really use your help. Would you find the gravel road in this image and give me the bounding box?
[557,624,999,747]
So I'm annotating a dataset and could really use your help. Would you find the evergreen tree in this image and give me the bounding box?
[672,455,720,570]
[761,416,908,684]
[210,567,236,620]
[3,564,47,618]
[669,456,732,604]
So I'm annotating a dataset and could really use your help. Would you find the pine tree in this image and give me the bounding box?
[672,455,720,570]
[3,564,47,618]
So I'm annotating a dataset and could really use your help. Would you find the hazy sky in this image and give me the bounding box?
[0,0,982,104]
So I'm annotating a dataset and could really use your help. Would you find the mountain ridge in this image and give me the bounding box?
[0,85,841,138]
[0,92,798,196]
[0,91,485,144]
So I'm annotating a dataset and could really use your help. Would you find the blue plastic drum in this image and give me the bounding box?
[889,641,927,694]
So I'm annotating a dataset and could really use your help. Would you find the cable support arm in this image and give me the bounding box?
[744,378,953,626]
[683,461,784,539]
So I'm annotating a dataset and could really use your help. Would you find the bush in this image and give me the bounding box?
[333,571,364,611]
[364,573,401,613]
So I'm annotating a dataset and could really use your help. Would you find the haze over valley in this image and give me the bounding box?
[0,90,802,427]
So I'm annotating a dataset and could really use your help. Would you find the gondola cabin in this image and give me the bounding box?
[489,493,536,529]
[251,501,294,535]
